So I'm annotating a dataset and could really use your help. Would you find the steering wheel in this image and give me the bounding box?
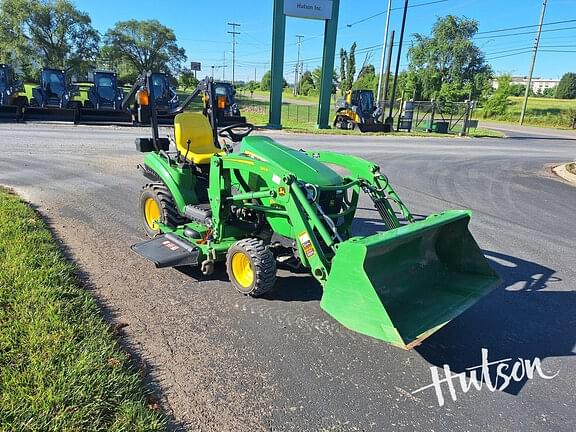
[218,123,254,142]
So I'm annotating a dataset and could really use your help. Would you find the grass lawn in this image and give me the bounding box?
[0,188,165,431]
[479,96,576,128]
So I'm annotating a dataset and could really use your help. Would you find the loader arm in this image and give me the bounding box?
[305,150,415,225]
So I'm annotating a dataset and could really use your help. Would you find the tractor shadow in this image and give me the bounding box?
[416,250,575,395]
[261,272,323,302]
[176,262,324,302]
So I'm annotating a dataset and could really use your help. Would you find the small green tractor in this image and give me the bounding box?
[130,73,499,349]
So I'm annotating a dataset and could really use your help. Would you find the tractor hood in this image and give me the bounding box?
[240,136,342,186]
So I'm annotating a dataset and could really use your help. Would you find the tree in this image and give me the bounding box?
[555,72,576,99]
[408,15,492,101]
[102,20,186,75]
[353,64,377,91]
[260,70,287,91]
[339,48,347,95]
[509,83,526,97]
[260,70,272,91]
[338,42,357,95]
[298,70,315,96]
[482,75,511,118]
[246,80,258,96]
[541,87,556,98]
[0,0,99,77]
[346,42,357,93]
[180,69,199,90]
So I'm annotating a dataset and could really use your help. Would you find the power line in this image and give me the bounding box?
[485,50,533,60]
[346,0,449,27]
[540,49,576,52]
[475,24,576,40]
[476,18,576,35]
[484,46,532,56]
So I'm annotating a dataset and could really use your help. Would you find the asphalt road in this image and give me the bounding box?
[0,122,575,431]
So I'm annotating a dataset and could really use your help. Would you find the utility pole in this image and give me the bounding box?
[227,22,240,86]
[520,0,547,125]
[254,67,257,82]
[388,0,409,128]
[376,0,392,106]
[383,30,395,120]
[211,65,215,79]
[294,35,304,95]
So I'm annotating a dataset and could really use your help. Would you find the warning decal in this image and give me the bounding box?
[298,232,316,258]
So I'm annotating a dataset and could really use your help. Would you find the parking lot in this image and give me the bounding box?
[0,122,574,431]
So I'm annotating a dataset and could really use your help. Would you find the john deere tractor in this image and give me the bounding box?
[130,73,500,349]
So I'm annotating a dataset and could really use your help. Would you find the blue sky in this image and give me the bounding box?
[77,0,576,83]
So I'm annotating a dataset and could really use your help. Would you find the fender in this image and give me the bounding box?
[142,152,198,212]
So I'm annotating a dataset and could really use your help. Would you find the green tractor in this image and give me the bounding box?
[130,73,500,349]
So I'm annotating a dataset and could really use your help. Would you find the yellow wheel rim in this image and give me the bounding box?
[144,197,161,230]
[231,252,254,288]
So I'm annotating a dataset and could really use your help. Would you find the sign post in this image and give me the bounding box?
[190,62,201,79]
[268,0,339,129]
[268,0,287,129]
[316,0,339,129]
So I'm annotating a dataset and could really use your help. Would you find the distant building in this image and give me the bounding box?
[492,76,561,93]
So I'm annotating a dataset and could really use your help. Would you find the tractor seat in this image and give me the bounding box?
[174,112,223,165]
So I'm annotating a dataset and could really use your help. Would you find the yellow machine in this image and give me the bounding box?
[333,90,388,132]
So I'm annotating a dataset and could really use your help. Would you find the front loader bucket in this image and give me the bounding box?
[78,108,132,125]
[23,106,78,123]
[320,210,500,349]
[357,122,390,133]
[0,105,21,122]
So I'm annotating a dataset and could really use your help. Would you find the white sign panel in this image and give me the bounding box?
[284,0,333,20]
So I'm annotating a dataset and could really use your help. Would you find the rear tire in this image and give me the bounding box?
[139,183,186,238]
[226,238,276,297]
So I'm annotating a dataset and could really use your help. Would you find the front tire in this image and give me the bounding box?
[226,238,276,296]
[139,183,186,238]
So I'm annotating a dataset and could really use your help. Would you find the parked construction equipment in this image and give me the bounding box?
[129,73,500,349]
[127,72,180,124]
[212,82,246,126]
[334,89,389,132]
[0,64,27,121]
[78,71,131,124]
[24,68,80,122]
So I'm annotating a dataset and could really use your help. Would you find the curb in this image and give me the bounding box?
[553,163,576,186]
